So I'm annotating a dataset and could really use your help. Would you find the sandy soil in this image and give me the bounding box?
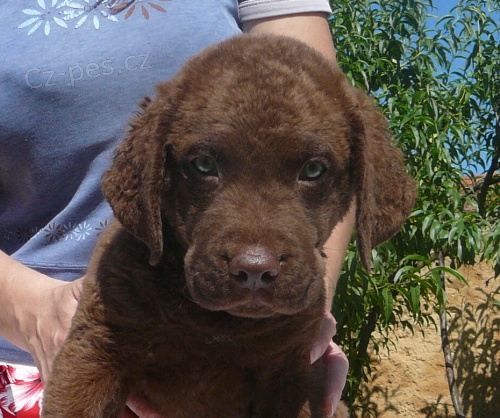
[354,262,500,418]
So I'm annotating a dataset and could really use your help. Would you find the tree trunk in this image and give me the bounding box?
[438,251,465,418]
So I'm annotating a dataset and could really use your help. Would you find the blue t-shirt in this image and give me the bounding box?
[0,0,331,364]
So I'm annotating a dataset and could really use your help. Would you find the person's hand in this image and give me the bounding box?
[310,311,349,417]
[10,267,163,418]
[120,393,165,418]
[19,275,84,382]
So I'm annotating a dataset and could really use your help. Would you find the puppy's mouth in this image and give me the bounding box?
[226,295,298,318]
[187,281,314,319]
[225,298,281,319]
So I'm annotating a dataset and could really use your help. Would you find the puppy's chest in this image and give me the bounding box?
[141,368,255,418]
[144,323,296,370]
[137,291,323,370]
[139,334,281,417]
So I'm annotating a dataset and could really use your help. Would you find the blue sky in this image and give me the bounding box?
[433,0,457,15]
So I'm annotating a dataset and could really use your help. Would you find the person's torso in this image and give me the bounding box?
[0,0,241,364]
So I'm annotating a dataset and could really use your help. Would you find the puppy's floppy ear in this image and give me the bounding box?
[102,92,172,266]
[352,90,417,271]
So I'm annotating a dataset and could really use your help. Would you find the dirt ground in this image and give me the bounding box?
[354,262,500,418]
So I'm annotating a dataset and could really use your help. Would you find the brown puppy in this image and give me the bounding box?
[42,34,416,418]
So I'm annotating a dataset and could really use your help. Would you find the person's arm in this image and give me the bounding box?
[243,13,355,416]
[0,250,82,380]
[242,12,338,65]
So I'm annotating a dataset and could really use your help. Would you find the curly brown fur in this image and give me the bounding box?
[42,34,416,418]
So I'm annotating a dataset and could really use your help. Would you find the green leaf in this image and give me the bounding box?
[381,287,394,322]
[409,284,421,314]
[432,266,469,286]
[393,265,418,283]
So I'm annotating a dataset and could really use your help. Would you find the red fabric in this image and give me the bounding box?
[0,364,42,418]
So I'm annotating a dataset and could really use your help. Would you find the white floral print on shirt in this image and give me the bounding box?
[18,0,170,35]
[2,219,110,245]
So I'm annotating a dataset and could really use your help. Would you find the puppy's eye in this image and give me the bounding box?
[299,161,326,181]
[191,155,218,177]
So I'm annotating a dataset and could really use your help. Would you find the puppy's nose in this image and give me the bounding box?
[229,246,279,291]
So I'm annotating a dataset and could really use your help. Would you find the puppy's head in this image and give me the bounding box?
[102,35,416,318]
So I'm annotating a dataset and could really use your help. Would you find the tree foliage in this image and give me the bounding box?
[329,0,500,411]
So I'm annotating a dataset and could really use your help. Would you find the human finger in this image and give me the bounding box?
[126,392,165,418]
[323,341,349,417]
[310,311,337,364]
